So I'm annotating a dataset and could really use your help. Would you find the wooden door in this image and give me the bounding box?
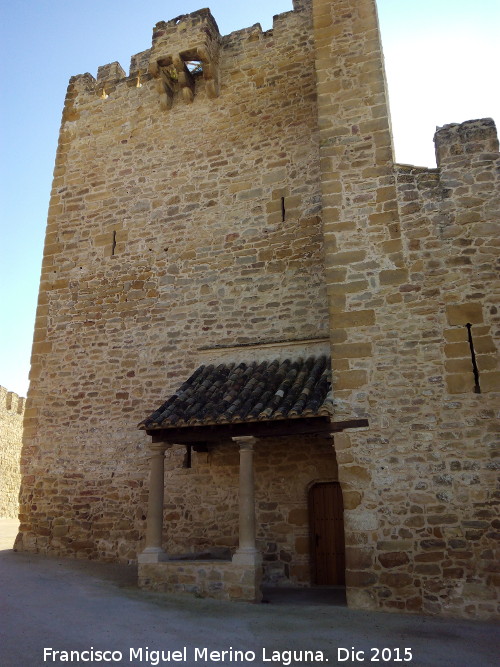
[309,482,345,585]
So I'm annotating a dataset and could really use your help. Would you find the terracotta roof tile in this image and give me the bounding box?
[139,355,333,430]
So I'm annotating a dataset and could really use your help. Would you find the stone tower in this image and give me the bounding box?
[17,0,499,618]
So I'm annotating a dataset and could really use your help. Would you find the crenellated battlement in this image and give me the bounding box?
[0,386,25,416]
[64,3,311,108]
[96,62,126,98]
[151,8,220,47]
[129,49,152,84]
[396,117,499,242]
[434,117,499,167]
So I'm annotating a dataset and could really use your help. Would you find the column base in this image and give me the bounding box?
[138,547,169,564]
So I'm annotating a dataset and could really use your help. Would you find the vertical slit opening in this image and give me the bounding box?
[466,323,481,394]
[183,445,192,469]
[111,230,117,256]
[281,196,286,222]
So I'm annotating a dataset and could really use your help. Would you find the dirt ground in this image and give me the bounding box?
[0,519,498,667]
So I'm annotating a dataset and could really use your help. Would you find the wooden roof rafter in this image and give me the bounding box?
[147,417,369,445]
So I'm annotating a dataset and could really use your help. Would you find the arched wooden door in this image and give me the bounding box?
[309,482,345,585]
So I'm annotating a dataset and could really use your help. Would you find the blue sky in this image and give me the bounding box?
[0,0,499,397]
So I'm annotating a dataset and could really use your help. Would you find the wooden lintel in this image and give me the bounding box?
[148,418,368,445]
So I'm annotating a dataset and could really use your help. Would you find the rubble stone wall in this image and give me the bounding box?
[0,387,25,518]
[162,436,338,586]
[139,559,262,602]
[314,0,499,619]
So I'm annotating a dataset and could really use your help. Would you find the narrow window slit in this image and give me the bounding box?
[111,230,117,256]
[183,445,192,469]
[281,196,286,222]
[466,323,481,393]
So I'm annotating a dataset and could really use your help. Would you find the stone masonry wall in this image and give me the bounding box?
[0,386,25,518]
[17,2,329,564]
[139,560,261,601]
[161,436,338,586]
[313,0,499,619]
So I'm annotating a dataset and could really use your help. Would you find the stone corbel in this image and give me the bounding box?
[172,56,195,104]
[149,60,175,111]
[197,46,220,100]
[157,70,175,110]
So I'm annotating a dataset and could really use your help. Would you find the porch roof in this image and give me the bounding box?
[138,355,334,431]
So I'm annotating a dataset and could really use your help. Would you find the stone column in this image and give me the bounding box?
[232,436,260,565]
[138,442,168,563]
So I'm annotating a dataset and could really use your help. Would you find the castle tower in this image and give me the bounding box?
[17,1,499,618]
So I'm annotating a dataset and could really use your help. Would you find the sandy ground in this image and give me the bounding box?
[0,519,498,667]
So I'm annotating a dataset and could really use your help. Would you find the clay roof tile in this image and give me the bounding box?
[138,355,332,430]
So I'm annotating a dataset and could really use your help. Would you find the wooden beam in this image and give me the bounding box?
[148,418,368,444]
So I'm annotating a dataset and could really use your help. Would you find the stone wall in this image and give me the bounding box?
[0,386,25,518]
[161,436,338,586]
[313,0,499,619]
[17,2,329,565]
[17,0,499,620]
[139,560,262,602]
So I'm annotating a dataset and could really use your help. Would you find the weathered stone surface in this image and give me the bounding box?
[379,572,413,588]
[138,559,262,601]
[379,269,408,286]
[378,552,410,569]
[446,303,484,326]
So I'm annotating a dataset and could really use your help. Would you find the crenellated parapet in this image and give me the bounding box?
[60,4,311,112]
[96,61,126,99]
[129,49,152,86]
[0,386,25,415]
[148,9,221,109]
[434,117,499,167]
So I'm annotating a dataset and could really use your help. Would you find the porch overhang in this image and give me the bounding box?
[136,354,369,602]
[138,355,369,444]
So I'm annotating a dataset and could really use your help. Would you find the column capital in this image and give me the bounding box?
[232,435,258,450]
[148,442,170,455]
